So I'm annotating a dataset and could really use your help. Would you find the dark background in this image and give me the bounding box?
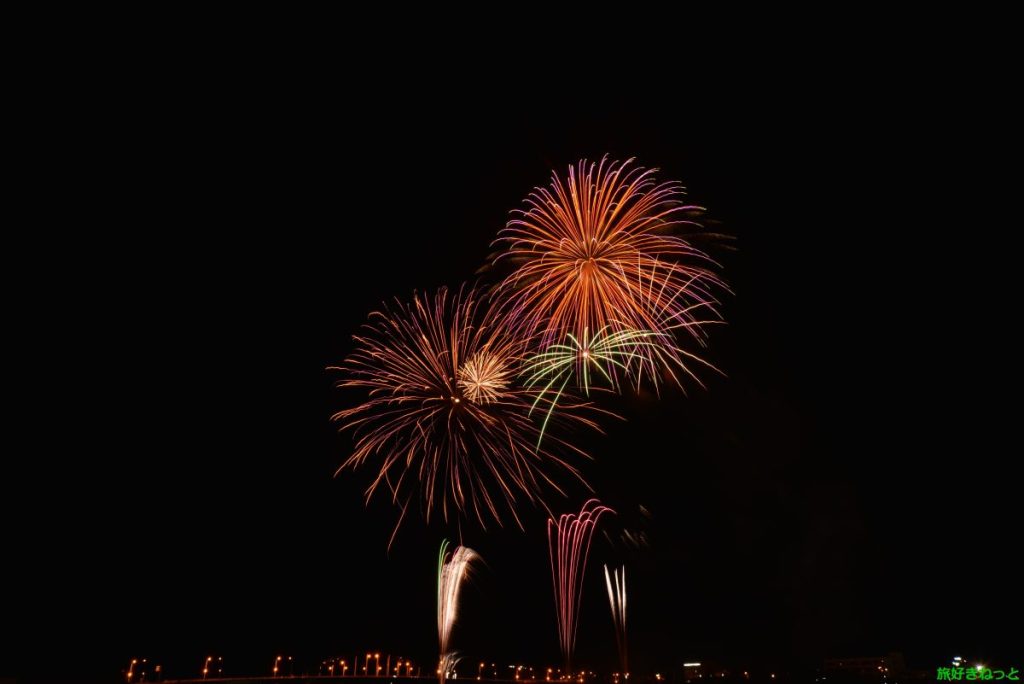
[5,48,1019,683]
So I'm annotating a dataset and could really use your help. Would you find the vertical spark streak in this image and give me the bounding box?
[547,499,614,672]
[437,539,479,683]
[604,565,627,677]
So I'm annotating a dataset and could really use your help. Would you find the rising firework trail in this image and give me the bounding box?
[492,156,727,379]
[547,499,614,671]
[331,286,604,541]
[437,539,478,684]
[604,565,628,677]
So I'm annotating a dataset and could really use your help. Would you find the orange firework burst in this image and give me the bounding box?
[493,156,727,383]
[331,286,602,535]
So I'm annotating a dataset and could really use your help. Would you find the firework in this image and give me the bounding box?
[457,350,512,404]
[520,325,668,448]
[522,324,710,443]
[604,565,628,677]
[523,326,660,395]
[331,286,601,536]
[492,156,726,378]
[548,499,614,671]
[438,539,478,684]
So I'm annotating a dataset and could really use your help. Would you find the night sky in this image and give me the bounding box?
[5,60,1019,683]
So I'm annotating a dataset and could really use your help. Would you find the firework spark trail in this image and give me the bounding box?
[438,654,462,683]
[492,156,727,381]
[437,540,478,684]
[547,499,614,671]
[604,565,628,677]
[331,286,605,536]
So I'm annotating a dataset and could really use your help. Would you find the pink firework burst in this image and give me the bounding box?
[547,498,614,671]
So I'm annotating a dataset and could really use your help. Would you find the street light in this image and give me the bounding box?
[274,655,283,677]
[375,653,381,677]
[202,656,213,679]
